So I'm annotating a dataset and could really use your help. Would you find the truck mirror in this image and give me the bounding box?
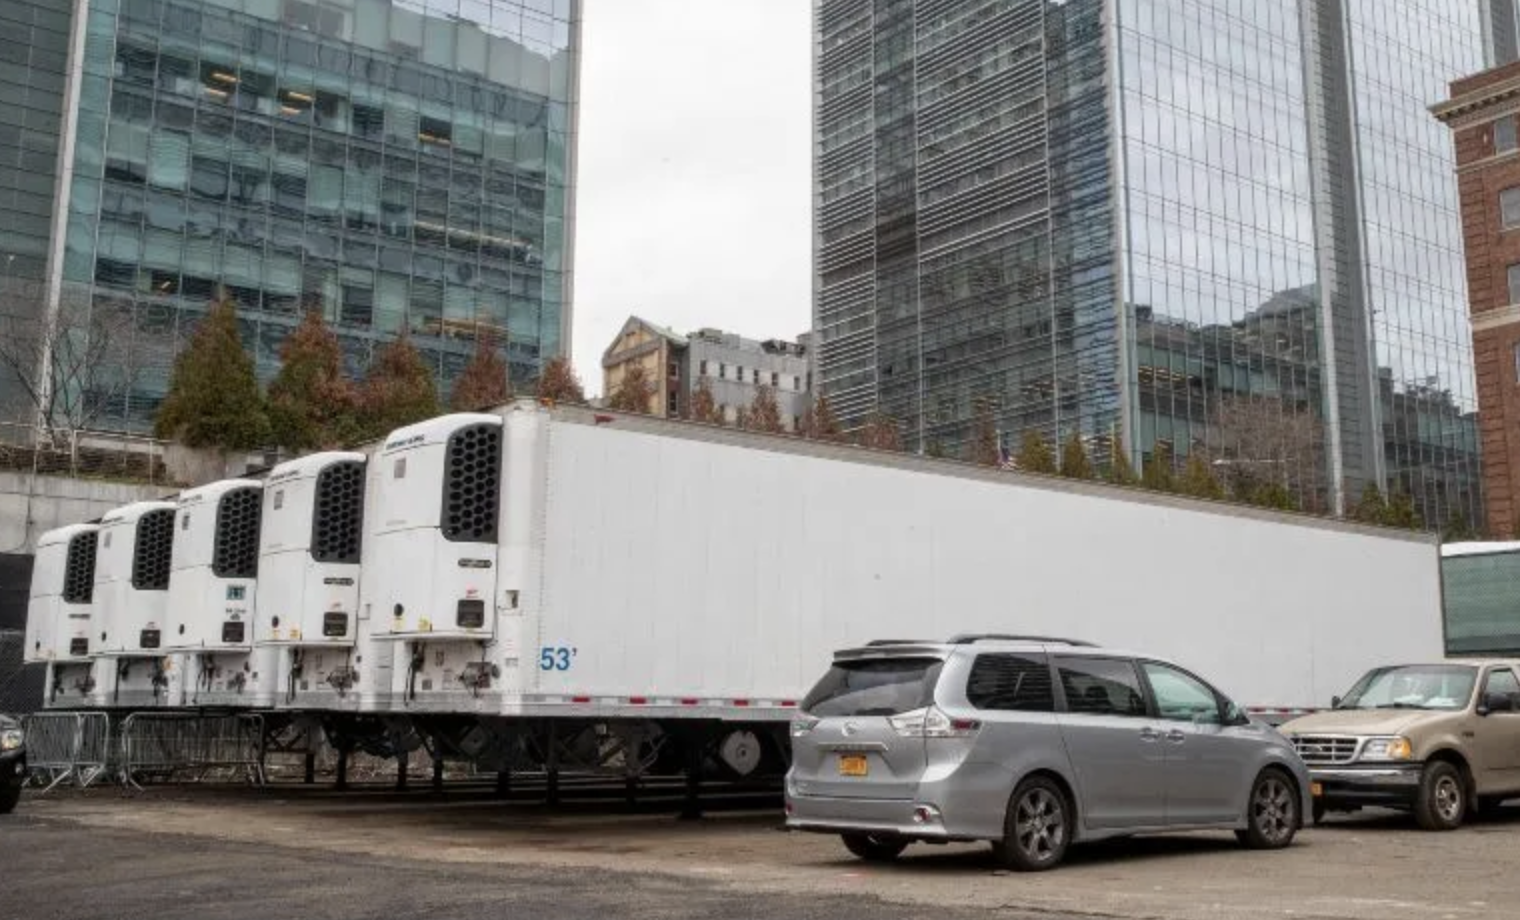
[1331,695,1342,709]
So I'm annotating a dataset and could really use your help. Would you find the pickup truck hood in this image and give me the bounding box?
[1279,709,1429,736]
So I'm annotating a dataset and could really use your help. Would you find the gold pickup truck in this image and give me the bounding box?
[1280,661,1520,830]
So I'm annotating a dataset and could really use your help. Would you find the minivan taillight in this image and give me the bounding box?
[791,715,821,738]
[888,707,981,738]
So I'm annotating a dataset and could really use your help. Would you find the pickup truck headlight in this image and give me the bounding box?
[0,729,22,752]
[1359,736,1413,761]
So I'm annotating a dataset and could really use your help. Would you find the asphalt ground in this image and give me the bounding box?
[6,784,1520,920]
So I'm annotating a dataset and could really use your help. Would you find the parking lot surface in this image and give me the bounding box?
[8,786,1520,920]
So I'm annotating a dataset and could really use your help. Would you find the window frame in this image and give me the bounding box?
[1508,263,1520,306]
[1052,654,1152,719]
[964,652,1057,713]
[1497,115,1518,155]
[1138,659,1227,725]
[1501,187,1520,229]
[1481,666,1520,711]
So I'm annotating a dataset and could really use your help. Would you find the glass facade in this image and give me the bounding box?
[814,0,1491,526]
[51,0,577,429]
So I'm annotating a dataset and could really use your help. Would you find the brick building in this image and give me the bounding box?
[1436,61,1520,537]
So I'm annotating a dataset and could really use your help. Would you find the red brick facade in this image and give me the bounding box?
[1437,62,1520,538]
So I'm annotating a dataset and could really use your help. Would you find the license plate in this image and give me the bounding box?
[838,754,869,777]
[1311,782,1323,798]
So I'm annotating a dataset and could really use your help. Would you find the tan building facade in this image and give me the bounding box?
[1436,61,1520,537]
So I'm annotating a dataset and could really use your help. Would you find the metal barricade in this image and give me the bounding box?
[20,711,113,791]
[118,712,266,790]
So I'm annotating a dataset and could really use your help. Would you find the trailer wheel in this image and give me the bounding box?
[841,833,907,862]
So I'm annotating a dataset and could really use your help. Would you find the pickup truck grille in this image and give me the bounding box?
[1292,735,1359,765]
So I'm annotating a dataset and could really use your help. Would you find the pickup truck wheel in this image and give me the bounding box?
[1414,761,1465,831]
[0,783,19,815]
[840,833,907,862]
[1235,768,1298,849]
[992,776,1072,871]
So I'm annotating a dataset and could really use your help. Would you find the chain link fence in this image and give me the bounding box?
[0,422,175,486]
[0,630,43,715]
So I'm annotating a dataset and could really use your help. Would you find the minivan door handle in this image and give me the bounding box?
[1165,730,1186,744]
[1139,727,1160,742]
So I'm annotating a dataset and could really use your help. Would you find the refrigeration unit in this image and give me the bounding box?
[164,479,275,707]
[25,524,99,708]
[93,500,184,707]
[252,452,370,711]
[359,414,503,712]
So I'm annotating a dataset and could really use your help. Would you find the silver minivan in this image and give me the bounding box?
[785,636,1312,871]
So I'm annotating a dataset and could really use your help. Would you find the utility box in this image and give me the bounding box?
[24,524,97,664]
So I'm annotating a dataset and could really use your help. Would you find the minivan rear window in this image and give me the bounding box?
[802,657,943,717]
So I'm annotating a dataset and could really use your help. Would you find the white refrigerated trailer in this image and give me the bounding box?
[359,400,1442,774]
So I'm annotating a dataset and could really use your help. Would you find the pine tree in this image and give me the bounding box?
[266,309,361,452]
[155,293,271,450]
[448,333,512,412]
[1384,490,1419,529]
[689,377,721,425]
[1251,481,1298,512]
[1107,431,1139,486]
[534,355,586,405]
[359,333,439,439]
[1141,443,1177,493]
[1059,432,1095,480]
[801,394,843,441]
[1179,452,1225,500]
[744,384,785,433]
[1353,482,1389,525]
[606,363,656,414]
[857,411,903,452]
[966,400,1000,466]
[1016,430,1057,474]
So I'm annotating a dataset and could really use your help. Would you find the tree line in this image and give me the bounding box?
[153,293,586,454]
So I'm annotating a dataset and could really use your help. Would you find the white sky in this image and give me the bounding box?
[570,0,813,395]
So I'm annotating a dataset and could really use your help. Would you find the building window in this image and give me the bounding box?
[667,391,678,416]
[770,371,779,387]
[719,363,727,379]
[1514,342,1520,384]
[699,359,708,376]
[668,361,679,380]
[1502,188,1520,229]
[752,368,760,384]
[794,375,802,391]
[1509,263,1520,304]
[1499,115,1519,155]
[735,365,743,382]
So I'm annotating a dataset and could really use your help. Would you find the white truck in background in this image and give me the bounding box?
[26,399,1445,783]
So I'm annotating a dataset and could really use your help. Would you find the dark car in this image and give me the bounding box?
[0,713,25,814]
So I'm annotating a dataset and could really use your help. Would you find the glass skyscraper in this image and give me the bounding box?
[814,0,1503,527]
[8,0,577,431]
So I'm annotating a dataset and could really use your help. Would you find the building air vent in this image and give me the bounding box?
[131,509,175,591]
[213,487,263,579]
[441,423,501,543]
[63,532,98,604]
[312,460,365,564]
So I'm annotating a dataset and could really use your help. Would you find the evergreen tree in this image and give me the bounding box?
[1179,452,1225,500]
[267,308,361,451]
[534,355,586,405]
[1443,512,1478,543]
[925,439,946,459]
[155,293,271,450]
[448,333,512,412]
[743,384,785,433]
[1107,431,1139,486]
[1251,481,1298,512]
[1017,429,1057,474]
[1384,490,1420,529]
[966,400,1000,466]
[606,363,656,414]
[857,411,903,452]
[689,377,721,425]
[1353,482,1389,525]
[1059,431,1095,480]
[1141,442,1177,493]
[359,333,439,439]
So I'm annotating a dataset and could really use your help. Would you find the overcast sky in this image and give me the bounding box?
[571,0,813,395]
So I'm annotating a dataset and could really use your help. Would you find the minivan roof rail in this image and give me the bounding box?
[947,634,1096,647]
[864,639,933,646]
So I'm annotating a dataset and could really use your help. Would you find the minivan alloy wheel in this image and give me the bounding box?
[1235,768,1298,850]
[994,776,1072,871]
